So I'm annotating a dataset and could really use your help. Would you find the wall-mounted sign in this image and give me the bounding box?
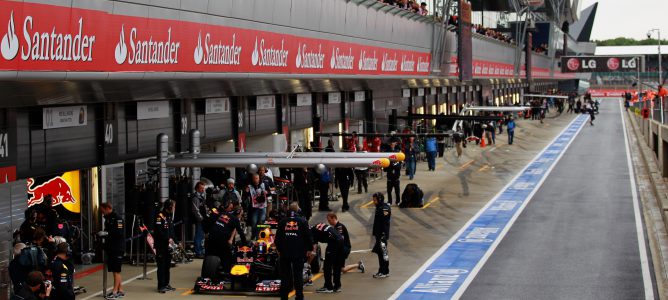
[205,98,230,114]
[430,87,437,95]
[417,88,425,97]
[402,89,411,98]
[560,56,640,73]
[137,101,169,120]
[328,92,341,104]
[354,91,366,102]
[43,105,87,129]
[257,95,275,110]
[0,1,431,76]
[296,94,312,106]
[27,170,80,213]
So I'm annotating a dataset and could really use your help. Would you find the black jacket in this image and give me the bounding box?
[103,211,125,254]
[373,202,391,239]
[334,222,351,258]
[384,162,402,181]
[11,285,40,300]
[153,211,175,254]
[334,168,354,188]
[274,214,313,260]
[50,256,74,300]
[311,223,343,252]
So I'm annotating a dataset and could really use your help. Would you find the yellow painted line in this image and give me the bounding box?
[180,289,193,296]
[360,200,374,208]
[477,165,490,172]
[289,273,324,298]
[421,196,440,209]
[458,160,475,171]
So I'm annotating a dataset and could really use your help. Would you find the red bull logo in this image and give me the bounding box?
[26,171,79,209]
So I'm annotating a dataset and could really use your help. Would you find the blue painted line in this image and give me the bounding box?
[391,115,589,300]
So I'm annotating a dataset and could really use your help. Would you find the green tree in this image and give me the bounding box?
[594,37,668,46]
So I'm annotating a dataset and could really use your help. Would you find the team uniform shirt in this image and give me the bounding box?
[154,211,175,254]
[50,256,75,300]
[103,211,125,254]
[274,214,313,260]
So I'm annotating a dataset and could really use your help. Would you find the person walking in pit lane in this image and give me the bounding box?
[371,193,391,278]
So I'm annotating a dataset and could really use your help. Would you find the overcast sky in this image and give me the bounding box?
[580,0,668,40]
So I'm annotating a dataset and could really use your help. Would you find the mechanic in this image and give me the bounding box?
[49,243,74,300]
[371,193,391,278]
[154,200,176,293]
[99,203,125,299]
[204,202,247,273]
[384,159,402,206]
[326,213,364,274]
[274,203,314,300]
[311,221,343,293]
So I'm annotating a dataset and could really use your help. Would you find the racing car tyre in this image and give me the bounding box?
[201,255,221,279]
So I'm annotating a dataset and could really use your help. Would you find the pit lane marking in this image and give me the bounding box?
[390,114,588,300]
[420,197,441,209]
[458,160,475,171]
[289,273,323,298]
[360,200,375,208]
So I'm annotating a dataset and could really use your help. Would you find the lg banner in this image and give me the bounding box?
[561,56,640,73]
[0,1,430,76]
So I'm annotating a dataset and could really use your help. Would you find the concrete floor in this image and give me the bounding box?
[75,110,585,300]
[462,101,653,300]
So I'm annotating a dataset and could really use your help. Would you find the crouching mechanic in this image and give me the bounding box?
[326,213,365,274]
[203,202,247,273]
[311,221,344,293]
[274,203,314,300]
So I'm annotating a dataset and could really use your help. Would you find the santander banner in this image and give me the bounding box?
[0,1,430,76]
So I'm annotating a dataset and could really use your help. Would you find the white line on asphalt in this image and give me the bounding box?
[80,268,158,300]
[389,115,587,300]
[350,249,372,253]
[620,100,656,300]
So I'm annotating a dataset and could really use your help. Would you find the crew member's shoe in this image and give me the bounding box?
[157,287,169,293]
[373,272,389,279]
[166,285,176,291]
[358,260,365,273]
[316,287,334,293]
[333,287,342,293]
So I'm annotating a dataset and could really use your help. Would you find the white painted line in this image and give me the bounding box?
[620,100,656,300]
[80,268,158,300]
[350,249,372,253]
[389,115,586,300]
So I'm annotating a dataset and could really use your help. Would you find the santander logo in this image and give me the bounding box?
[194,31,241,66]
[0,10,96,62]
[115,25,128,64]
[251,36,288,67]
[1,11,18,60]
[329,47,354,70]
[295,43,324,69]
[194,31,203,64]
[358,50,378,71]
[381,52,398,72]
[115,24,180,65]
[400,54,415,72]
